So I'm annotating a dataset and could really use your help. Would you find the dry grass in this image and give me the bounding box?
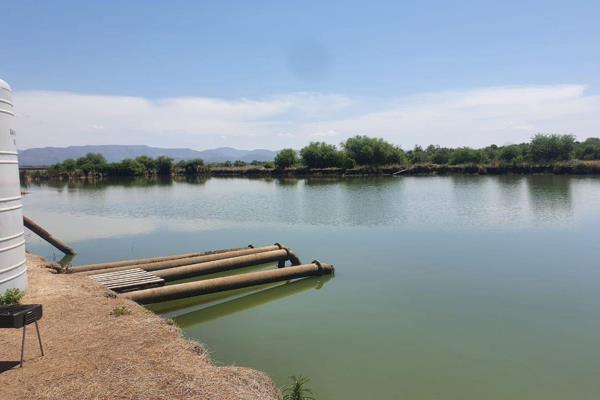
[0,254,280,400]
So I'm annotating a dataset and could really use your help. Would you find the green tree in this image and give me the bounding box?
[342,135,407,165]
[408,145,428,164]
[528,134,575,163]
[155,156,174,175]
[135,155,157,173]
[75,153,107,174]
[425,145,451,164]
[61,158,77,173]
[499,145,523,163]
[110,159,146,176]
[300,142,341,168]
[448,147,486,164]
[182,158,205,174]
[274,148,298,169]
[574,137,600,160]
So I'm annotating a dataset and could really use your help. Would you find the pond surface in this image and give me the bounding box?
[23,175,600,399]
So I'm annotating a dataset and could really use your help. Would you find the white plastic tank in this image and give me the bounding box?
[0,78,27,292]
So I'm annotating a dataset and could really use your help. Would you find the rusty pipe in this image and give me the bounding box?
[123,261,334,304]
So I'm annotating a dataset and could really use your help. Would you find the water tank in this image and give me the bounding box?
[0,78,27,292]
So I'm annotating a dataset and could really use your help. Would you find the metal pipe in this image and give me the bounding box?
[74,245,285,275]
[123,261,334,304]
[71,245,252,273]
[23,216,75,255]
[154,249,291,281]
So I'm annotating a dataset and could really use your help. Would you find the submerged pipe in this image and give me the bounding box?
[72,245,250,272]
[123,261,334,304]
[154,249,292,281]
[74,244,289,275]
[23,216,76,255]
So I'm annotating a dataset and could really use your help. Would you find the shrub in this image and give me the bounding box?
[449,147,486,164]
[529,134,575,163]
[408,145,428,164]
[425,145,451,164]
[135,155,157,172]
[574,137,600,160]
[155,156,174,175]
[76,153,107,174]
[179,159,205,175]
[110,306,132,317]
[0,288,25,305]
[499,144,523,163]
[109,158,146,176]
[342,135,407,165]
[282,375,315,400]
[274,148,298,169]
[300,142,341,168]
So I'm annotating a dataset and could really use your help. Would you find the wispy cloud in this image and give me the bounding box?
[13,85,600,150]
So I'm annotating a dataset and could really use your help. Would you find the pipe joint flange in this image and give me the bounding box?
[312,260,324,275]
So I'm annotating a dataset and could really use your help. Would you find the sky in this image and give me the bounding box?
[2,0,599,150]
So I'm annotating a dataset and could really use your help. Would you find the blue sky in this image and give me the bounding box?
[2,1,599,149]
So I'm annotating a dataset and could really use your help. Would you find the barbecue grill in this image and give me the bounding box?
[0,304,44,368]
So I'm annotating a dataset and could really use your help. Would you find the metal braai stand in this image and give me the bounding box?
[0,304,44,367]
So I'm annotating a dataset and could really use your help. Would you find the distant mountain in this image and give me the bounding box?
[18,145,278,166]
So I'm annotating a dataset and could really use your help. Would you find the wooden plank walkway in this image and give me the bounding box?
[90,268,165,292]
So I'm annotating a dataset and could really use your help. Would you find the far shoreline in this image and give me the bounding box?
[19,160,600,183]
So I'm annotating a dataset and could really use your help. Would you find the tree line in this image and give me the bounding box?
[47,154,208,177]
[46,134,600,177]
[275,134,600,169]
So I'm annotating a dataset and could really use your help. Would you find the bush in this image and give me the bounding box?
[274,149,298,169]
[448,147,486,164]
[75,153,107,174]
[574,137,600,160]
[110,306,132,317]
[109,158,146,176]
[300,142,342,168]
[0,288,25,305]
[135,155,157,172]
[425,145,451,164]
[529,134,575,163]
[342,135,407,166]
[156,156,174,175]
[499,144,523,163]
[408,145,428,164]
[180,159,205,174]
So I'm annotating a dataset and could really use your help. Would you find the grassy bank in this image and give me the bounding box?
[0,254,280,400]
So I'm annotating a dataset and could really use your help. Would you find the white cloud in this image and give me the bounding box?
[13,84,600,150]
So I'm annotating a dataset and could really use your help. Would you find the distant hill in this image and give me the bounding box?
[18,145,277,166]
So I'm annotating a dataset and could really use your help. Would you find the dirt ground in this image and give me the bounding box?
[0,254,280,400]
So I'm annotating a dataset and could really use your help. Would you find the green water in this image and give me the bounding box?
[23,176,600,399]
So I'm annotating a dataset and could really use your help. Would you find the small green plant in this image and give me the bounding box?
[0,288,26,305]
[283,375,315,400]
[110,306,132,317]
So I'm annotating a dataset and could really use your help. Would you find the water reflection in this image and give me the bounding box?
[173,276,331,326]
[526,176,572,222]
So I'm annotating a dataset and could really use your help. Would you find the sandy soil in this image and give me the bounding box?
[0,254,280,400]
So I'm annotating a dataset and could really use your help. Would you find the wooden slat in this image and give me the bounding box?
[90,268,165,292]
[90,268,146,278]
[92,272,151,281]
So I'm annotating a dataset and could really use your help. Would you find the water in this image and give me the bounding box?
[22,175,600,399]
